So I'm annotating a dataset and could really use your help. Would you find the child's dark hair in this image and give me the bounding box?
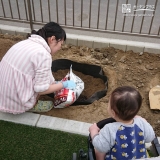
[110,86,142,121]
[27,22,66,42]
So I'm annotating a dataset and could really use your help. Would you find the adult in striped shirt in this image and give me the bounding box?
[0,22,76,114]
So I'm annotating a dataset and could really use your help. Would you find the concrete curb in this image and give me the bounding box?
[0,112,40,126]
[66,33,160,54]
[0,112,91,136]
[0,24,160,54]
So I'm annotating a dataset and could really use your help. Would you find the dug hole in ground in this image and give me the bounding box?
[0,34,160,139]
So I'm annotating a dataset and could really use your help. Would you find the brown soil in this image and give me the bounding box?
[0,34,160,136]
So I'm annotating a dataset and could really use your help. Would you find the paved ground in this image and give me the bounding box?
[0,0,160,44]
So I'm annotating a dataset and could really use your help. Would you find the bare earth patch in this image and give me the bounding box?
[0,34,160,136]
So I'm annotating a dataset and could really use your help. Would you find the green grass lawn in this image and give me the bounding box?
[0,120,88,160]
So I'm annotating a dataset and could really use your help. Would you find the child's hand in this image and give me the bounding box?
[89,123,100,135]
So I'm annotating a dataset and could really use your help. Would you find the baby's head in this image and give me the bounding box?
[109,86,142,121]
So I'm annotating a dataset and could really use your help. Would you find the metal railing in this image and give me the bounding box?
[0,0,159,38]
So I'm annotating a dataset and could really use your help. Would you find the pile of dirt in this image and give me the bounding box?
[0,34,160,136]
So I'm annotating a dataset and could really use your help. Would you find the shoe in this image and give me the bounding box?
[28,100,53,113]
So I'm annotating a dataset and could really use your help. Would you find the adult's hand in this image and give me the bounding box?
[62,80,76,90]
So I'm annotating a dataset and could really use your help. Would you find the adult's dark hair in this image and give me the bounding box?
[27,22,66,42]
[110,86,142,121]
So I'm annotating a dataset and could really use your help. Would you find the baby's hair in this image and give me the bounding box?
[27,22,66,42]
[110,86,142,121]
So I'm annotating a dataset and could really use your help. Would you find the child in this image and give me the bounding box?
[0,22,76,114]
[89,86,155,160]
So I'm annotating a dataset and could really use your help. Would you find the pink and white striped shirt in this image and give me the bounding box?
[0,35,54,114]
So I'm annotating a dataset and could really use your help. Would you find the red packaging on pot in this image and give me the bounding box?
[53,65,84,108]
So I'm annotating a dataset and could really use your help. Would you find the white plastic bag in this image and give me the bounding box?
[53,65,84,108]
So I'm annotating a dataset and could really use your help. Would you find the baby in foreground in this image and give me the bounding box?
[89,86,155,160]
